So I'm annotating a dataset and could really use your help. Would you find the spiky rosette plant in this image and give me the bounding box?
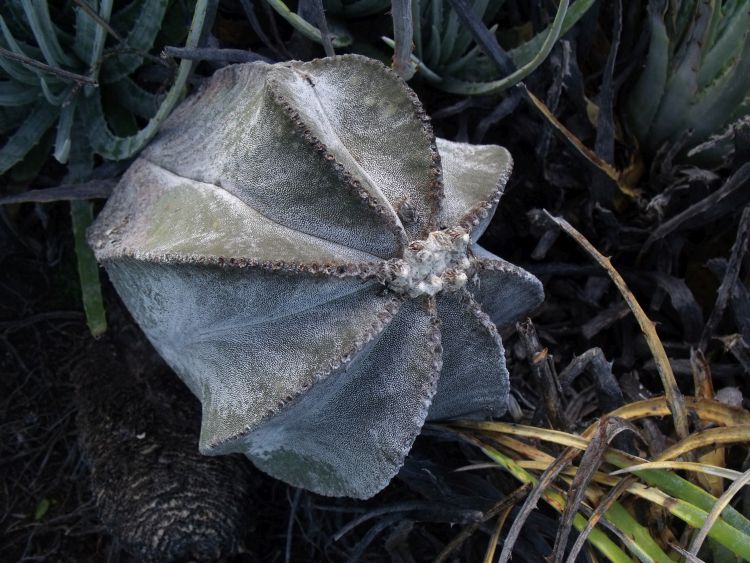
[88,55,544,499]
[626,0,750,161]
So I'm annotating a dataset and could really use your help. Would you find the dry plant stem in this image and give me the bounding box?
[431,485,529,563]
[689,468,750,556]
[700,205,750,351]
[497,446,581,563]
[542,211,690,441]
[523,88,638,197]
[517,320,568,430]
[553,417,637,563]
[690,349,725,497]
[0,46,97,85]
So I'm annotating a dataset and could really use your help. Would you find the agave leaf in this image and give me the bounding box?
[20,0,74,68]
[113,76,162,119]
[648,0,712,147]
[88,55,544,498]
[83,0,211,160]
[508,0,597,68]
[73,0,99,62]
[438,0,570,95]
[625,0,669,143]
[439,2,461,65]
[100,0,169,84]
[0,15,45,85]
[447,0,492,63]
[53,95,77,163]
[697,5,749,89]
[426,0,443,68]
[86,0,113,84]
[263,0,352,48]
[685,31,750,144]
[0,79,38,105]
[0,99,57,174]
[0,105,28,134]
[412,0,422,60]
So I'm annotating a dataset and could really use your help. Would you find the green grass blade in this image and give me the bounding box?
[479,443,637,563]
[70,199,107,337]
[0,99,57,174]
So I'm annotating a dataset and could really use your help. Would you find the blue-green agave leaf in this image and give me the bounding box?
[20,0,75,67]
[114,76,162,119]
[509,0,597,68]
[648,0,712,146]
[697,3,749,89]
[0,79,38,105]
[53,95,77,163]
[438,0,570,95]
[0,99,57,174]
[73,0,100,62]
[83,0,210,159]
[263,0,352,48]
[0,15,44,85]
[626,0,670,143]
[100,0,169,84]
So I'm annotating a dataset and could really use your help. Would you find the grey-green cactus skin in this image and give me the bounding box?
[88,55,543,499]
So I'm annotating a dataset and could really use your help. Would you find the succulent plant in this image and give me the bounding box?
[264,0,598,93]
[88,54,544,498]
[0,0,213,336]
[626,0,750,161]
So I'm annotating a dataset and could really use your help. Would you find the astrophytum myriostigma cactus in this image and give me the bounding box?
[88,55,544,499]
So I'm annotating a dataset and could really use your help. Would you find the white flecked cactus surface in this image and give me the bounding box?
[88,55,544,499]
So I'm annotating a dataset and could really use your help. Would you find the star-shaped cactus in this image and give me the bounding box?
[88,55,543,499]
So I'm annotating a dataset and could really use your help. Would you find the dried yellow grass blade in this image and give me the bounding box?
[583,397,750,437]
[656,425,750,462]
